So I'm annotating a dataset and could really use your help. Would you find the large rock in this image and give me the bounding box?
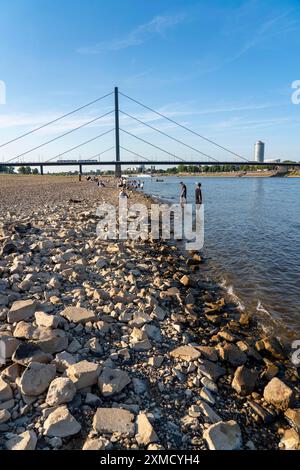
[285,409,300,433]
[0,409,11,424]
[232,366,258,396]
[0,333,20,359]
[7,299,36,323]
[136,413,158,446]
[60,306,95,324]
[20,362,56,396]
[203,420,242,450]
[30,329,68,354]
[46,377,76,406]
[93,408,135,436]
[263,378,295,411]
[53,351,77,372]
[35,311,59,329]
[198,359,226,381]
[82,437,109,450]
[279,428,300,450]
[170,345,201,361]
[6,430,37,450]
[12,342,52,366]
[66,360,101,390]
[44,406,81,437]
[98,367,131,397]
[217,343,247,367]
[0,377,13,402]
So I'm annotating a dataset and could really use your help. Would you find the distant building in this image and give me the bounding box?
[254,141,265,163]
[265,159,281,164]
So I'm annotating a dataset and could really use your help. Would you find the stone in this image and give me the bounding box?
[152,305,167,321]
[20,362,56,396]
[7,299,36,323]
[232,366,258,396]
[198,359,226,381]
[142,324,162,342]
[44,406,81,437]
[248,401,275,424]
[180,275,190,286]
[203,420,242,450]
[170,345,201,361]
[263,378,295,411]
[60,306,95,324]
[66,360,101,390]
[217,343,247,367]
[263,336,285,359]
[200,387,215,405]
[35,311,59,329]
[148,356,164,368]
[31,329,68,354]
[82,437,109,450]
[199,401,222,424]
[0,333,20,359]
[197,346,218,362]
[12,342,52,366]
[201,377,218,393]
[279,428,300,450]
[53,351,77,372]
[129,312,152,327]
[98,367,131,397]
[6,430,37,450]
[136,413,158,446]
[46,378,76,406]
[93,408,135,436]
[285,409,300,432]
[0,409,11,424]
[0,377,13,402]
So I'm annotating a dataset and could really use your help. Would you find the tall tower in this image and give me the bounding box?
[254,141,265,163]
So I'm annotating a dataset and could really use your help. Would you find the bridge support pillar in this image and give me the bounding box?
[79,164,82,182]
[114,87,122,179]
[40,165,44,176]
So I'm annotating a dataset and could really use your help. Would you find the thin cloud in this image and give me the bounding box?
[77,13,186,54]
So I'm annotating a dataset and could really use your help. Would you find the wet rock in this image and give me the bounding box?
[93,408,135,436]
[20,362,56,396]
[98,367,131,397]
[44,406,81,437]
[6,430,37,450]
[203,420,242,450]
[136,413,158,446]
[232,366,258,396]
[7,299,36,323]
[66,360,101,390]
[46,378,76,406]
[170,345,201,361]
[285,409,300,432]
[60,306,95,324]
[12,342,52,366]
[0,377,13,402]
[263,378,295,411]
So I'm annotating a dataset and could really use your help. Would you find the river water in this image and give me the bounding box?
[140,176,300,341]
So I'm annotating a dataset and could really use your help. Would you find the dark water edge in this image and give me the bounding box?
[137,176,300,343]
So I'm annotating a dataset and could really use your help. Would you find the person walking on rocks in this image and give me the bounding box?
[180,182,187,207]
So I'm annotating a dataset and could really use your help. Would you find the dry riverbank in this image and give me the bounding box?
[0,175,299,451]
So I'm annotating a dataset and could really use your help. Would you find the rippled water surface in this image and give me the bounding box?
[141,176,300,339]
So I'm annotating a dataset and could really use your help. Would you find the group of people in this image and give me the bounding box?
[180,182,203,207]
[118,177,144,190]
[85,175,106,187]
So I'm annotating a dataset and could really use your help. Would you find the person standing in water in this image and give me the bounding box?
[195,183,202,205]
[180,182,187,207]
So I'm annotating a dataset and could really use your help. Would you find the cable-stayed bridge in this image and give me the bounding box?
[0,87,299,175]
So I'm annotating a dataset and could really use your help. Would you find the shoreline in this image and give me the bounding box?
[0,175,299,451]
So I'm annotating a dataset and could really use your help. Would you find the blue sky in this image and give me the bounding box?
[0,0,300,168]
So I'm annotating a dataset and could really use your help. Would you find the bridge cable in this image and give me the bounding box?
[120,128,186,163]
[6,110,114,163]
[0,91,113,149]
[44,128,114,163]
[120,92,250,163]
[120,110,219,163]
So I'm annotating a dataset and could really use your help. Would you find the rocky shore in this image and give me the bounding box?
[0,175,299,451]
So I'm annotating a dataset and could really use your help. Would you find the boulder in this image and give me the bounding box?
[279,428,300,450]
[44,406,81,437]
[0,409,11,424]
[60,306,95,324]
[217,343,247,367]
[170,345,201,361]
[46,377,76,406]
[12,342,52,366]
[285,409,300,432]
[53,351,77,373]
[203,420,242,450]
[136,413,158,446]
[7,299,36,323]
[263,378,295,411]
[232,366,258,396]
[6,430,37,450]
[30,329,68,354]
[93,408,135,436]
[0,333,20,359]
[35,311,59,329]
[20,362,56,396]
[66,360,101,390]
[0,377,13,402]
[198,359,226,381]
[98,367,131,397]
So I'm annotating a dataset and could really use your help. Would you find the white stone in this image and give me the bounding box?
[203,420,242,450]
[46,377,76,406]
[44,406,81,437]
[6,430,37,450]
[136,413,158,446]
[66,360,101,390]
[20,362,56,396]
